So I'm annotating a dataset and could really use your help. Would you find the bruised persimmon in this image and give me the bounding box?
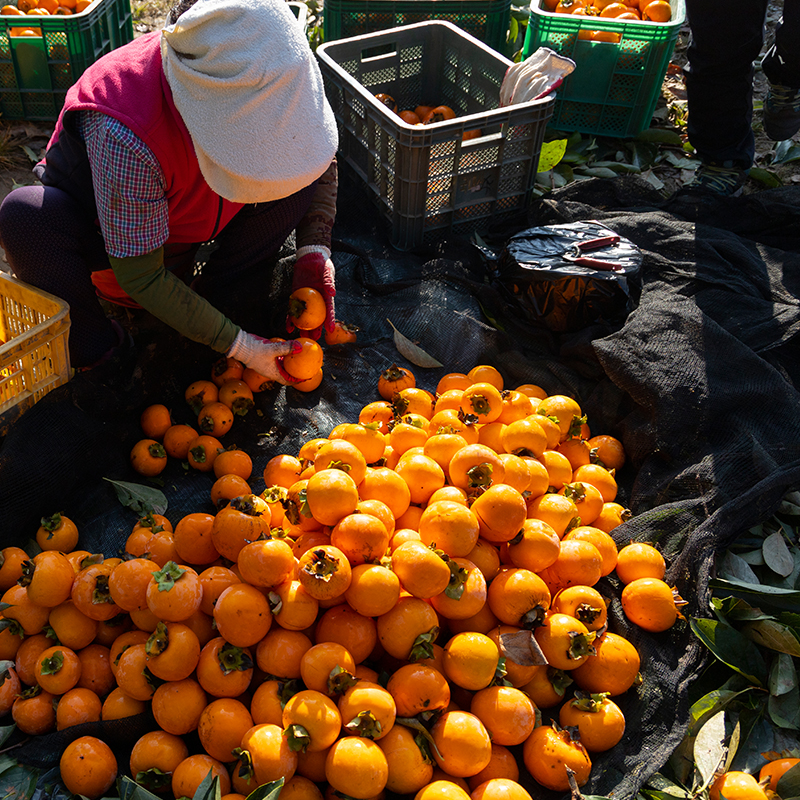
[325,320,358,345]
[218,379,255,416]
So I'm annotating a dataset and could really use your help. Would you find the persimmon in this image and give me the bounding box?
[239,721,299,786]
[151,677,208,735]
[0,546,29,591]
[21,549,74,607]
[430,557,487,621]
[76,644,114,696]
[709,771,768,800]
[325,320,358,345]
[442,631,499,691]
[344,562,400,617]
[470,686,536,746]
[559,692,625,751]
[338,680,396,739]
[378,723,435,795]
[615,541,666,583]
[283,337,323,381]
[35,512,79,552]
[378,364,415,399]
[398,109,421,124]
[196,637,254,698]
[12,687,56,734]
[430,710,492,778]
[0,666,20,717]
[621,577,685,632]
[71,562,121,621]
[305,469,359,528]
[256,628,313,680]
[486,566,551,628]
[185,379,219,413]
[197,400,234,437]
[552,584,608,631]
[35,645,82,694]
[212,355,244,387]
[130,438,168,476]
[170,512,218,566]
[418,500,480,558]
[523,724,591,791]
[60,736,117,799]
[214,380,252,417]
[422,105,457,124]
[198,697,254,763]
[212,494,272,561]
[145,561,203,623]
[282,688,342,752]
[270,578,319,632]
[213,583,273,648]
[140,403,172,440]
[468,746,521,790]
[377,594,439,661]
[130,730,189,794]
[571,630,640,696]
[47,600,98,650]
[144,621,201,682]
[289,287,327,331]
[358,466,412,520]
[641,0,671,19]
[102,686,147,720]
[760,758,800,791]
[172,754,231,799]
[325,736,389,799]
[187,434,223,472]
[56,687,102,730]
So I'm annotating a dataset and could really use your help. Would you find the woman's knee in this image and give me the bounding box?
[0,185,48,254]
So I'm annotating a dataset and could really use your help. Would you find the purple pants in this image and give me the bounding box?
[0,182,316,367]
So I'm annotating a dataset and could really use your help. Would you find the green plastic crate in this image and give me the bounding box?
[323,0,512,55]
[317,21,555,250]
[521,0,685,138]
[0,0,133,121]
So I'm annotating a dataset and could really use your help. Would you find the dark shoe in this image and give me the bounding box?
[680,164,749,197]
[763,84,800,141]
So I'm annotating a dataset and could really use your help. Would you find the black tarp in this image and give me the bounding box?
[1,174,799,799]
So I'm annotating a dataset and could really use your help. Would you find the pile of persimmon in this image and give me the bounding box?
[374,93,482,139]
[1,361,691,800]
[0,0,93,31]
[543,0,672,21]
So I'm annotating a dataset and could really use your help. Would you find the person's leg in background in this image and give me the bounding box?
[761,0,800,141]
[682,0,770,194]
[0,185,123,368]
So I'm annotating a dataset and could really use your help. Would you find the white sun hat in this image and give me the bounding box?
[161,0,339,204]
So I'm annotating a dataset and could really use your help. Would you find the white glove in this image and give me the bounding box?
[500,47,577,107]
[228,331,301,385]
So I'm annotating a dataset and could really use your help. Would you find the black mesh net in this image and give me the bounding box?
[1,174,799,798]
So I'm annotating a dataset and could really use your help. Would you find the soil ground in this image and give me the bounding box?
[0,0,797,273]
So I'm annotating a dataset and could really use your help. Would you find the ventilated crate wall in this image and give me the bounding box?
[318,22,555,250]
[521,0,684,138]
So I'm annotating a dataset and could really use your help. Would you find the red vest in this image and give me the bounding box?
[45,31,243,244]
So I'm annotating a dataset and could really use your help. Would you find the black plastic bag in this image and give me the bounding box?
[492,220,643,332]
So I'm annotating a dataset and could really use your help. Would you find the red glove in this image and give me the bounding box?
[287,248,336,340]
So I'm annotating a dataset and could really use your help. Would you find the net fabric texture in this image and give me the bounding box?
[0,175,799,798]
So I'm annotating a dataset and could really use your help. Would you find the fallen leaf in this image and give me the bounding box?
[387,319,443,368]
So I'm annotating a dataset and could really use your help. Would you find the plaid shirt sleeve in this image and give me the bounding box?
[77,110,169,258]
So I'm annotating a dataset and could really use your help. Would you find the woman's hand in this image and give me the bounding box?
[287,248,336,339]
[227,331,302,385]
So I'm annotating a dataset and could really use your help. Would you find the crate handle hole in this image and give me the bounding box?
[360,42,397,62]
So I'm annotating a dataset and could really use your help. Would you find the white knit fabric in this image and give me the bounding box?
[161,0,339,203]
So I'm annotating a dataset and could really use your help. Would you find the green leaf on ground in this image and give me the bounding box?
[537,139,568,173]
[690,617,768,686]
[103,478,168,516]
[741,620,800,657]
[748,167,782,188]
[763,531,795,577]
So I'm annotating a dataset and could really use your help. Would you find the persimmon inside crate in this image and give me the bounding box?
[0,272,71,431]
[317,21,556,251]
